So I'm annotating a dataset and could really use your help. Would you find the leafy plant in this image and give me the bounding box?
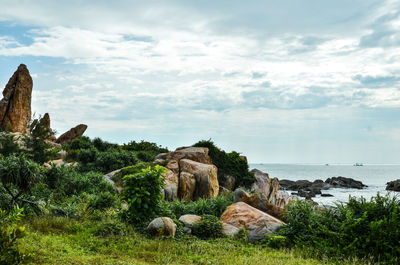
[0,132,22,157]
[191,214,224,239]
[0,155,42,209]
[0,206,28,265]
[121,165,166,225]
[193,140,254,188]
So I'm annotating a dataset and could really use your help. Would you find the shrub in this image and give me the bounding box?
[24,115,57,164]
[0,207,28,265]
[193,140,254,188]
[0,155,42,209]
[259,235,289,249]
[0,132,22,157]
[87,191,118,211]
[93,220,128,237]
[191,214,224,239]
[279,194,400,263]
[112,162,154,186]
[167,193,234,218]
[121,165,165,225]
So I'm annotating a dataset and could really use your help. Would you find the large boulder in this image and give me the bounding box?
[234,188,284,219]
[0,64,32,133]
[251,169,272,197]
[147,217,177,237]
[155,147,212,165]
[56,124,88,145]
[179,159,219,201]
[386,179,400,191]
[163,168,179,201]
[221,202,284,242]
[179,214,202,233]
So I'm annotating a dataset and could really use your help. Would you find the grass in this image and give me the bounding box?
[18,216,372,265]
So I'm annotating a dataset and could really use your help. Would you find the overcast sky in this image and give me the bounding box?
[1,0,400,163]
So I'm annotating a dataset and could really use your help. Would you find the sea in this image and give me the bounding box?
[249,163,400,206]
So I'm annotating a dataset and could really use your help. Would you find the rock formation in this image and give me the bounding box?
[163,168,179,201]
[386,179,400,191]
[147,217,177,237]
[155,147,219,202]
[56,124,88,145]
[221,202,284,242]
[0,64,32,133]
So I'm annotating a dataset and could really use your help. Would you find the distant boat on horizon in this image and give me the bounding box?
[353,163,363,166]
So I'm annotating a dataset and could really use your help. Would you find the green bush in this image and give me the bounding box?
[259,235,289,249]
[121,165,165,225]
[0,207,28,265]
[167,193,234,218]
[0,155,42,209]
[191,214,224,239]
[279,194,400,263]
[87,191,118,211]
[0,132,22,157]
[112,162,154,186]
[193,140,254,188]
[93,220,128,237]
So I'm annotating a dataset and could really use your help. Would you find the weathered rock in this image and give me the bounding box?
[179,172,196,202]
[43,159,78,169]
[55,150,68,160]
[386,179,400,191]
[222,223,240,237]
[166,159,179,175]
[0,64,32,133]
[219,186,230,196]
[179,214,202,233]
[221,202,284,242]
[179,159,219,200]
[325,176,367,189]
[251,169,271,197]
[234,188,284,219]
[147,217,177,237]
[221,174,236,191]
[321,193,334,197]
[56,124,87,145]
[163,168,179,201]
[281,179,333,198]
[39,113,56,141]
[155,147,212,166]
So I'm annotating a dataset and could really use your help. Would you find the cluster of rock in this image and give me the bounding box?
[386,179,400,191]
[0,64,88,164]
[280,176,367,198]
[155,147,219,201]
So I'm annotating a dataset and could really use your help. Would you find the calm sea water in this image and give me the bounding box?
[249,164,400,205]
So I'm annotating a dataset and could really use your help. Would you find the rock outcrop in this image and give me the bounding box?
[155,146,211,166]
[386,179,400,191]
[179,159,219,201]
[56,124,88,145]
[179,214,202,233]
[163,168,179,201]
[39,113,56,141]
[0,64,32,133]
[221,202,284,242]
[325,176,367,189]
[147,217,177,237]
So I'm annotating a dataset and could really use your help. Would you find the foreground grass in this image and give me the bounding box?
[20,216,369,265]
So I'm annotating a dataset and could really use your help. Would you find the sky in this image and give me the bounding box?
[0,0,400,164]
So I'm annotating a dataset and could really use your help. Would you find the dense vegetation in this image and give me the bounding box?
[193,140,255,188]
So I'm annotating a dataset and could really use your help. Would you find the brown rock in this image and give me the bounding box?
[179,214,202,228]
[56,124,87,145]
[147,217,176,237]
[179,172,196,202]
[179,159,219,200]
[251,169,272,198]
[222,223,240,237]
[163,168,179,201]
[221,174,236,191]
[39,113,56,141]
[220,202,284,242]
[0,64,32,133]
[155,147,212,165]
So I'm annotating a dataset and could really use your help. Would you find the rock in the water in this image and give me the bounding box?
[179,214,202,233]
[163,168,179,201]
[321,193,334,197]
[0,64,32,133]
[386,179,400,191]
[222,223,240,237]
[147,217,177,237]
[179,159,219,200]
[325,176,367,189]
[220,202,284,242]
[56,124,87,145]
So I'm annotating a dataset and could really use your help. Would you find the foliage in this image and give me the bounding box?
[121,165,166,225]
[24,115,57,164]
[0,132,22,157]
[191,214,224,239]
[0,154,42,209]
[167,193,234,218]
[0,207,28,265]
[193,140,254,188]
[92,220,129,237]
[112,162,154,186]
[279,194,400,263]
[87,191,118,211]
[259,234,289,249]
[122,140,168,153]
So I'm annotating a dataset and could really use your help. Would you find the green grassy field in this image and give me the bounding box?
[19,216,370,265]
